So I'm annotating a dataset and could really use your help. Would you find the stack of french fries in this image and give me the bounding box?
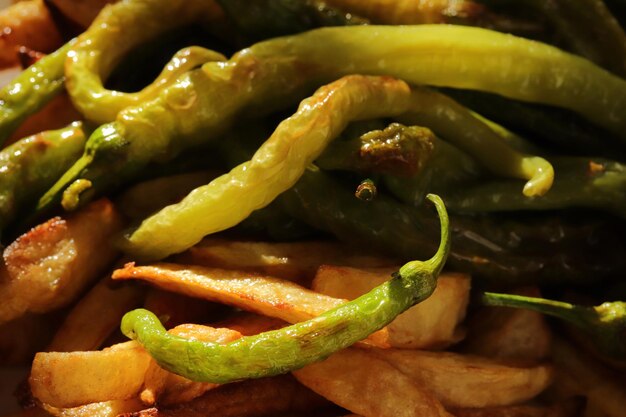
[1,199,624,417]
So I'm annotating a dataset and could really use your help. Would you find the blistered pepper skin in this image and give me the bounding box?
[121,194,449,383]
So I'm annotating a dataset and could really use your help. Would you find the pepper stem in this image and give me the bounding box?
[481,292,589,325]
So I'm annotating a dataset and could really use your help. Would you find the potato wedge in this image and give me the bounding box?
[463,287,551,363]
[30,341,151,408]
[293,348,452,417]
[140,375,331,417]
[113,263,389,347]
[174,239,395,283]
[0,199,123,324]
[369,349,553,408]
[0,0,63,68]
[47,276,145,352]
[552,337,626,417]
[313,266,470,348]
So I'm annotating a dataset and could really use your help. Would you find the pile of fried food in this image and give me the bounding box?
[1,0,626,416]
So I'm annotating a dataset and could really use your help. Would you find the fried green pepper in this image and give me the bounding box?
[482,292,626,365]
[0,41,73,146]
[38,24,625,219]
[0,122,87,236]
[442,157,626,217]
[125,76,552,260]
[121,193,449,382]
[65,0,225,124]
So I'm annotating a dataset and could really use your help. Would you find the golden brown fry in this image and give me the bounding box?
[293,348,452,417]
[112,263,389,347]
[46,0,116,28]
[369,349,553,408]
[46,276,145,353]
[552,337,626,417]
[313,267,470,349]
[143,288,219,330]
[213,312,286,336]
[0,199,123,324]
[42,399,145,417]
[463,287,551,363]
[174,239,395,284]
[139,375,331,417]
[30,341,152,408]
[0,0,63,69]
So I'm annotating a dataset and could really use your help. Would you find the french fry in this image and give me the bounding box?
[174,239,395,283]
[133,375,331,417]
[293,348,452,417]
[463,287,551,363]
[552,336,626,417]
[46,276,145,353]
[213,312,286,336]
[0,0,63,69]
[42,399,145,417]
[143,288,220,330]
[313,266,470,349]
[0,199,123,324]
[369,348,553,408]
[112,263,390,347]
[30,325,243,409]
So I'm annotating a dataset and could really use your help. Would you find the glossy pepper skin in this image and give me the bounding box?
[121,194,450,383]
[65,0,225,124]
[278,168,626,286]
[38,24,625,217]
[482,292,626,366]
[0,122,87,236]
[0,41,73,146]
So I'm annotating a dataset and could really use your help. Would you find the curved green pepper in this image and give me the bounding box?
[0,122,87,236]
[121,193,449,383]
[0,41,73,146]
[39,24,624,218]
[482,292,626,365]
[65,0,224,124]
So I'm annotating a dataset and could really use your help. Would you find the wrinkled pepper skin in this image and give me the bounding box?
[38,23,625,218]
[66,0,225,124]
[0,42,73,146]
[0,122,86,235]
[121,194,450,383]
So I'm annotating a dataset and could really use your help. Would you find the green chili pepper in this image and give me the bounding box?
[0,41,73,146]
[38,23,624,218]
[65,0,225,124]
[120,193,449,383]
[217,0,367,42]
[0,122,87,237]
[442,157,626,217]
[482,292,626,365]
[278,168,626,286]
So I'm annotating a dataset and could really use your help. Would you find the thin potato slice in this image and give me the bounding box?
[141,375,332,417]
[112,263,389,347]
[293,348,452,417]
[313,266,470,348]
[463,287,551,363]
[369,348,553,408]
[175,239,395,283]
[47,276,145,352]
[0,199,123,324]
